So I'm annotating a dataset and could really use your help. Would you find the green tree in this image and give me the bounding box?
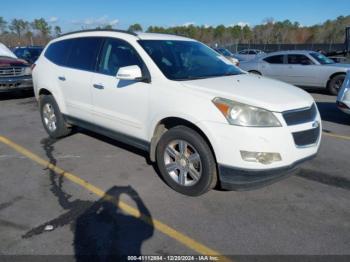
[9,19,29,40]
[54,26,62,37]
[32,18,51,37]
[0,17,7,34]
[128,23,143,32]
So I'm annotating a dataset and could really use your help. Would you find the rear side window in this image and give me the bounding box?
[264,55,284,64]
[97,38,144,76]
[44,40,72,65]
[66,37,103,71]
[287,54,313,65]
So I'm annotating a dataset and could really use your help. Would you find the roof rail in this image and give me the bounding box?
[57,29,138,38]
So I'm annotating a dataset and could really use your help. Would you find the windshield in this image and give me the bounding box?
[310,52,335,65]
[138,40,242,81]
[218,48,233,57]
[14,48,43,62]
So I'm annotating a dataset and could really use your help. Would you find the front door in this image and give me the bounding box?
[285,54,320,87]
[91,38,150,140]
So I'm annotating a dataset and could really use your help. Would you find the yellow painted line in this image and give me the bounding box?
[323,132,350,141]
[0,135,231,262]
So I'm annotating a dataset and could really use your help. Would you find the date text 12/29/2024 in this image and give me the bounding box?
[127,255,220,261]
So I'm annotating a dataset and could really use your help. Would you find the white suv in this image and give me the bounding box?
[33,30,321,196]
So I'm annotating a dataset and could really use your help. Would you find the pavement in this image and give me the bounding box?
[0,90,349,261]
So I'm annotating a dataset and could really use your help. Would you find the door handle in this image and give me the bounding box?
[58,76,66,81]
[93,84,104,90]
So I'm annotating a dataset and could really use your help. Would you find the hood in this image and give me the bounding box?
[327,63,350,69]
[0,56,29,67]
[0,43,17,59]
[180,74,314,112]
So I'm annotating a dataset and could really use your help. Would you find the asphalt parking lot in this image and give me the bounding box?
[0,90,349,260]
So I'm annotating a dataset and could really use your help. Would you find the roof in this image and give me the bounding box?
[265,50,316,56]
[55,29,194,42]
[137,32,194,41]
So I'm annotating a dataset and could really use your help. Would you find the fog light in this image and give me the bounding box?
[240,151,282,165]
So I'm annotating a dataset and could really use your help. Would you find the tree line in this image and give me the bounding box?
[0,15,349,48]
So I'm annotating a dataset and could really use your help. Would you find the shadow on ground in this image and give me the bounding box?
[296,168,350,191]
[23,138,154,261]
[316,102,350,126]
[0,91,34,101]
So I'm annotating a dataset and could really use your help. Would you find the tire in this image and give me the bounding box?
[249,70,262,75]
[327,74,345,95]
[156,126,217,196]
[40,95,72,138]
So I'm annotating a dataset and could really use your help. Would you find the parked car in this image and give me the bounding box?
[337,70,350,114]
[328,56,348,64]
[235,49,265,61]
[13,46,44,65]
[240,50,350,95]
[0,43,33,93]
[33,30,321,196]
[213,48,240,66]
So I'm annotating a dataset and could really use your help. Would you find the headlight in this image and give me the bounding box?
[212,97,281,127]
[24,67,32,75]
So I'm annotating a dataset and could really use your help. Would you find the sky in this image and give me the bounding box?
[2,0,350,32]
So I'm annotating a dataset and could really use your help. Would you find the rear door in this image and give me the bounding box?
[285,54,320,87]
[58,37,103,121]
[260,54,288,82]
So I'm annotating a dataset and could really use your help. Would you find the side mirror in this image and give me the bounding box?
[116,65,143,81]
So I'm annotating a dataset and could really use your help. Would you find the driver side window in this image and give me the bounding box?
[287,54,313,65]
[98,38,144,76]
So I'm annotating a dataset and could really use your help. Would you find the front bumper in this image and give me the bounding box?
[0,75,33,93]
[218,153,317,190]
[197,110,321,190]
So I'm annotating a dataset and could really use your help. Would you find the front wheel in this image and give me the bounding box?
[327,74,345,95]
[156,126,217,196]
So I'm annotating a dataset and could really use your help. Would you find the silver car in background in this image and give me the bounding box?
[240,50,350,95]
[235,49,265,61]
[337,70,350,114]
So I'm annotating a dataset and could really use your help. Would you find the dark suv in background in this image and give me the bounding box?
[0,44,34,94]
[13,46,44,64]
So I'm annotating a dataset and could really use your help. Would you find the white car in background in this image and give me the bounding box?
[33,30,321,196]
[337,70,350,114]
[240,50,350,95]
[213,48,240,66]
[235,49,265,61]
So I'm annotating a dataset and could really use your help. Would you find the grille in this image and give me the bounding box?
[292,126,320,147]
[0,67,25,77]
[282,103,317,126]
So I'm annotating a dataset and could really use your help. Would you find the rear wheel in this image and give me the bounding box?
[156,126,217,196]
[327,74,345,95]
[40,95,72,138]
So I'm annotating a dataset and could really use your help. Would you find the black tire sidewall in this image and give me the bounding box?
[40,95,70,138]
[156,126,217,196]
[328,75,345,95]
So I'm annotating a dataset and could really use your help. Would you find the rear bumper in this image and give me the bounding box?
[0,75,33,93]
[218,153,317,190]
